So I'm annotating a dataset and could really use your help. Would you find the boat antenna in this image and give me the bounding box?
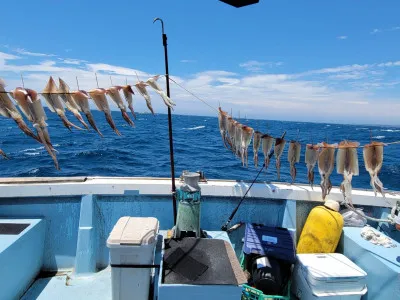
[221,130,287,231]
[110,76,113,86]
[154,17,177,224]
[125,77,128,85]
[95,73,99,88]
[20,73,25,88]
[76,76,80,90]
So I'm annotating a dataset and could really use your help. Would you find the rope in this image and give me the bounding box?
[168,77,219,113]
[343,201,395,224]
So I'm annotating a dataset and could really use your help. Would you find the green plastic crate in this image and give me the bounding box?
[240,253,291,300]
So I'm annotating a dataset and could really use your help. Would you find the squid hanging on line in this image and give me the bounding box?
[252,131,262,167]
[134,81,155,115]
[305,144,320,188]
[58,78,89,130]
[274,137,286,180]
[227,117,237,154]
[261,134,274,171]
[146,75,175,109]
[71,90,103,137]
[337,140,360,206]
[106,86,135,127]
[89,88,121,136]
[234,121,242,158]
[121,85,137,119]
[12,87,59,170]
[42,76,82,131]
[363,141,385,197]
[0,79,40,143]
[218,107,230,149]
[288,141,301,183]
[241,125,254,167]
[317,142,337,200]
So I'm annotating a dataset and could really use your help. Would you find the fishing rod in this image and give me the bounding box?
[221,130,287,231]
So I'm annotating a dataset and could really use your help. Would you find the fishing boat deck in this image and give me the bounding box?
[20,231,238,300]
[21,268,113,300]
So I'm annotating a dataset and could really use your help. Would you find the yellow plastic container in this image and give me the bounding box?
[297,201,344,254]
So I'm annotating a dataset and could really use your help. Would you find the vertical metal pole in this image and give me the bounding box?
[154,18,177,224]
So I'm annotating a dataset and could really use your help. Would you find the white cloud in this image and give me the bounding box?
[180,59,196,63]
[1,48,400,125]
[239,60,283,72]
[58,58,86,65]
[14,48,56,57]
[337,36,348,40]
[370,26,400,34]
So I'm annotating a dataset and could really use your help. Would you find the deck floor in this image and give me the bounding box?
[21,268,112,300]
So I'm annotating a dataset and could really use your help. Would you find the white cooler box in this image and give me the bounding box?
[291,253,367,300]
[107,217,159,300]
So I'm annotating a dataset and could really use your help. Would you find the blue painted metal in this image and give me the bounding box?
[0,218,45,300]
[74,195,97,275]
[0,197,81,271]
[342,227,400,300]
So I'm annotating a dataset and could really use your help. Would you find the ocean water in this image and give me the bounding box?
[0,109,399,192]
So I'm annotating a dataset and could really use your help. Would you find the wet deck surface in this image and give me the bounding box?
[21,268,112,300]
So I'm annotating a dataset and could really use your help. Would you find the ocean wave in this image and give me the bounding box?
[28,168,39,174]
[380,129,400,132]
[184,126,205,130]
[372,136,385,139]
[25,152,40,156]
[20,146,45,153]
[356,127,368,130]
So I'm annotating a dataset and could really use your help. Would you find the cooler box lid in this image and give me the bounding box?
[107,216,159,246]
[298,253,367,283]
[243,223,296,263]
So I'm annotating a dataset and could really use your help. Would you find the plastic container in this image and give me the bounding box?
[297,204,344,254]
[107,217,159,300]
[243,224,296,263]
[291,253,367,300]
[240,253,291,300]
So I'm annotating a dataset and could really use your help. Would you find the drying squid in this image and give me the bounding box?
[305,144,320,188]
[122,85,137,119]
[107,86,135,127]
[71,90,103,137]
[241,125,254,167]
[0,79,40,143]
[12,88,59,169]
[318,142,337,200]
[288,141,301,183]
[253,131,262,167]
[234,122,242,158]
[337,141,360,205]
[42,77,81,131]
[227,117,236,153]
[363,142,385,197]
[146,75,175,109]
[58,78,89,129]
[89,88,121,136]
[261,134,274,170]
[0,148,8,159]
[134,81,154,115]
[218,107,229,148]
[274,137,286,180]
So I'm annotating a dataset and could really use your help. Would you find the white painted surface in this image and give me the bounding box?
[0,177,398,207]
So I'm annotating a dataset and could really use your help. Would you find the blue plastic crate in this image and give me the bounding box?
[243,224,296,264]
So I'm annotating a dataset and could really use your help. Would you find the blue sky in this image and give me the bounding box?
[0,0,400,125]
